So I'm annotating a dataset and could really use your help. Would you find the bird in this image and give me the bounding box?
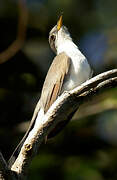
[9,15,93,166]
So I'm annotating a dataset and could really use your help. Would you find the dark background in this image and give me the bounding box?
[0,0,117,179]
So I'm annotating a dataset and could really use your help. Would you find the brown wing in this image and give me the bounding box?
[40,52,71,113]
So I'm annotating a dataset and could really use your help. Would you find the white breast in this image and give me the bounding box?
[57,40,92,92]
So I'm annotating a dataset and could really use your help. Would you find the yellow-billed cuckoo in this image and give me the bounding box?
[9,15,92,166]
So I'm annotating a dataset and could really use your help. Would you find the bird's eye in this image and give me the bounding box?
[51,35,56,41]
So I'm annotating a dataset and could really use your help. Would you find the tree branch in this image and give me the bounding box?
[10,69,117,179]
[0,0,28,64]
[0,151,16,180]
[0,152,8,172]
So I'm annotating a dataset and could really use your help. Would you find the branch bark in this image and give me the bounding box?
[9,69,117,179]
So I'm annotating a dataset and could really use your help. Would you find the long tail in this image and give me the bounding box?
[8,100,41,167]
[9,101,78,167]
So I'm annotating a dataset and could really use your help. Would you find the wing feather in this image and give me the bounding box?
[40,52,71,113]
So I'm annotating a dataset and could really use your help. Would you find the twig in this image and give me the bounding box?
[10,69,117,179]
[0,151,16,180]
[0,151,8,172]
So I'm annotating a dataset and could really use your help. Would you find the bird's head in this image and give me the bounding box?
[49,15,72,54]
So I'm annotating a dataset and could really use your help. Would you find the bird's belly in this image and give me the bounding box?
[62,74,84,92]
[61,59,91,93]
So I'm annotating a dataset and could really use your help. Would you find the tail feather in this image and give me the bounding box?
[8,101,41,167]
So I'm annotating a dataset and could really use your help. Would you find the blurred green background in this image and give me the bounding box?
[0,0,117,179]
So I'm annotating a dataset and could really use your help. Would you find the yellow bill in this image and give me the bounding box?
[57,15,63,31]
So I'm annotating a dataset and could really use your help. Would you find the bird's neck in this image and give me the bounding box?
[56,39,82,58]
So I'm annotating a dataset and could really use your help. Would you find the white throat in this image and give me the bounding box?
[57,39,82,57]
[57,39,73,52]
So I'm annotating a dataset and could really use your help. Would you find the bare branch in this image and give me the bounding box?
[10,69,117,179]
[0,0,28,64]
[0,151,8,180]
[0,151,16,180]
[0,152,8,172]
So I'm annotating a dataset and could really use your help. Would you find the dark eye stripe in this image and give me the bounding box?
[51,35,56,41]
